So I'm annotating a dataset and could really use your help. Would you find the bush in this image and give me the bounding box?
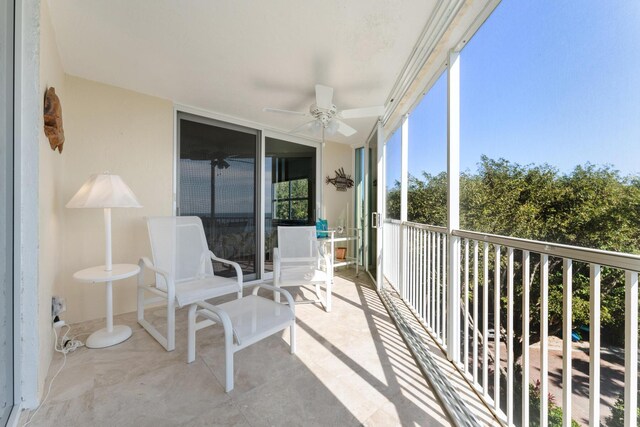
[606,394,640,427]
[528,381,579,427]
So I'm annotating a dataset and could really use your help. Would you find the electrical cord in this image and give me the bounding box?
[23,324,84,426]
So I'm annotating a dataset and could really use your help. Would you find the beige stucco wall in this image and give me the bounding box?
[38,0,65,397]
[60,76,174,324]
[322,141,355,230]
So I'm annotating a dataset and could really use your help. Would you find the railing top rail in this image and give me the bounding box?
[383,219,640,270]
[385,219,448,234]
[453,229,640,272]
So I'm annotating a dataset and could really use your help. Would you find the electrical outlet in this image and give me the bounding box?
[52,296,66,318]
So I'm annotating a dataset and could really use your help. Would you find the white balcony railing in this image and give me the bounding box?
[383,219,640,427]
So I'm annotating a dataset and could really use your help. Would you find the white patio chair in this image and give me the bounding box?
[273,226,333,312]
[137,216,243,351]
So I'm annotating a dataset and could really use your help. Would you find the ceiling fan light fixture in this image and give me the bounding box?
[264,83,384,140]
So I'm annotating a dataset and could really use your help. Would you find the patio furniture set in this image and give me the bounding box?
[79,216,334,393]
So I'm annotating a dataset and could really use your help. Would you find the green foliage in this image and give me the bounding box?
[274,179,309,221]
[388,156,640,346]
[606,394,640,427]
[528,381,579,427]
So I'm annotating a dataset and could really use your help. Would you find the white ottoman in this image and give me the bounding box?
[187,284,296,392]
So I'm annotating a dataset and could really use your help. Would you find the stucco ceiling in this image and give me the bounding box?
[48,0,440,145]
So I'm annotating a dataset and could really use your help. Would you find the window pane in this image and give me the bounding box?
[290,179,308,198]
[385,128,402,220]
[0,0,14,420]
[460,1,640,243]
[179,116,258,279]
[460,2,640,425]
[290,200,308,221]
[407,72,447,226]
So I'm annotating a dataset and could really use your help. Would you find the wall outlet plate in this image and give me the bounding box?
[52,296,66,317]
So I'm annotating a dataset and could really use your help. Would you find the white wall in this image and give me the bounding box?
[322,141,355,230]
[37,0,65,399]
[60,76,174,324]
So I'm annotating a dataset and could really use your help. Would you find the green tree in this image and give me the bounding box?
[391,156,640,349]
[274,179,309,221]
[606,393,640,427]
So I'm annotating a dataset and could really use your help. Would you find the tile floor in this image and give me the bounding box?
[21,270,454,427]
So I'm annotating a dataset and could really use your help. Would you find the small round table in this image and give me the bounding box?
[73,263,140,348]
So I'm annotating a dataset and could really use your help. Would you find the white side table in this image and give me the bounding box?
[73,263,140,348]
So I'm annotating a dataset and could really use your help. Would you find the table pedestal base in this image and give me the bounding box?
[86,325,132,348]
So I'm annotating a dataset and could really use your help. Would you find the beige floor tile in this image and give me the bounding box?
[22,269,494,427]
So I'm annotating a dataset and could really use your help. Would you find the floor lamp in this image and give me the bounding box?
[66,173,142,347]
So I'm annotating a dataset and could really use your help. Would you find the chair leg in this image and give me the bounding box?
[325,281,332,313]
[187,305,197,363]
[290,321,296,354]
[224,325,234,392]
[167,300,176,351]
[137,286,145,323]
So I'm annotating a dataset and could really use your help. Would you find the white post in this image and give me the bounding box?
[507,247,514,425]
[522,250,530,427]
[624,271,638,427]
[541,254,549,427]
[103,208,113,332]
[105,281,113,333]
[446,49,461,363]
[562,259,573,427]
[589,264,601,426]
[400,115,409,300]
[104,207,112,271]
[400,115,409,222]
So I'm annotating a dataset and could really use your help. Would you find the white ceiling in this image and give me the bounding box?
[48,0,440,145]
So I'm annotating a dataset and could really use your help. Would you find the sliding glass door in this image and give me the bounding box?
[1,0,15,423]
[355,129,382,285]
[178,113,259,281]
[264,137,316,273]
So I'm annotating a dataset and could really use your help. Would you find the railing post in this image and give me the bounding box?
[400,115,409,300]
[446,49,461,363]
[400,115,408,222]
[624,271,638,427]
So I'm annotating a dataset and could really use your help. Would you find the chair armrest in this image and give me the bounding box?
[138,257,175,298]
[250,284,295,310]
[197,303,235,342]
[209,251,244,285]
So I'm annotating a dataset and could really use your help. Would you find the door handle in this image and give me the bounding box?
[372,212,380,228]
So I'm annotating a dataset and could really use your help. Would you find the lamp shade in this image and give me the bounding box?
[66,173,142,209]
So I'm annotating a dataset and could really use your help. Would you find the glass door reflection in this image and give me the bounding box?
[264,138,316,273]
[179,114,259,280]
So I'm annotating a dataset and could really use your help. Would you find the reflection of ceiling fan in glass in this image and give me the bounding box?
[264,84,384,138]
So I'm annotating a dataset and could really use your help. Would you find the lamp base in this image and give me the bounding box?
[86,325,132,349]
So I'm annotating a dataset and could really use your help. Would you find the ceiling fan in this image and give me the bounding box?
[264,84,385,138]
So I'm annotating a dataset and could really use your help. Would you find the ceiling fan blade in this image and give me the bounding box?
[335,120,357,137]
[339,105,385,119]
[315,84,334,109]
[263,107,308,116]
[290,120,319,135]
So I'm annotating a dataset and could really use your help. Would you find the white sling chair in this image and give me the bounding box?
[138,216,243,351]
[273,226,333,312]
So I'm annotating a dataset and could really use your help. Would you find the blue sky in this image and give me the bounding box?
[387,0,640,186]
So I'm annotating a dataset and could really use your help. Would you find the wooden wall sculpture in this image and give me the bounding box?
[43,87,65,153]
[325,167,354,191]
